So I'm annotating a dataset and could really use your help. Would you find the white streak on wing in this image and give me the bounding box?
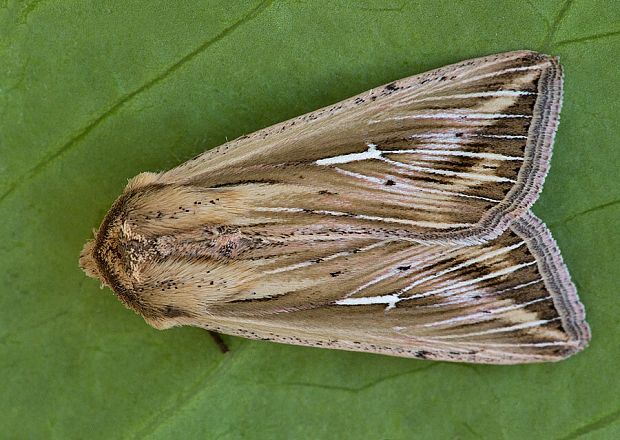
[255,207,306,213]
[384,149,523,161]
[380,157,516,183]
[469,134,528,139]
[315,143,380,166]
[399,241,527,294]
[407,133,528,142]
[467,341,574,348]
[407,133,464,143]
[404,260,538,300]
[408,133,463,138]
[493,278,543,295]
[263,260,315,275]
[373,112,532,122]
[421,296,551,328]
[428,318,560,340]
[317,210,474,228]
[352,239,395,253]
[336,294,401,309]
[333,168,385,185]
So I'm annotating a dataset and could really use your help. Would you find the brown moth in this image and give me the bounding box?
[79,50,590,364]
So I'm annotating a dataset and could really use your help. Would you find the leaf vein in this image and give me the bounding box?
[542,0,576,50]
[556,408,620,440]
[132,340,250,439]
[246,363,439,393]
[556,29,620,47]
[548,199,620,227]
[0,0,274,206]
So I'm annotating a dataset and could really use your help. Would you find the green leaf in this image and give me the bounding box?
[1,0,618,438]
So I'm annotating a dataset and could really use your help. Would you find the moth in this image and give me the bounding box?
[80,50,590,364]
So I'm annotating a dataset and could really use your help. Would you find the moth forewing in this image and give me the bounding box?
[80,51,588,364]
[219,212,588,364]
[154,50,563,244]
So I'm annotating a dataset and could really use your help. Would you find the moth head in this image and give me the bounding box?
[79,239,101,280]
[78,186,166,320]
[79,172,160,283]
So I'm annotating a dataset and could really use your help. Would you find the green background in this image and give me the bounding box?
[1,0,619,438]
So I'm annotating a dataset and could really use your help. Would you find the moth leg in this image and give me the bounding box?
[208,331,229,354]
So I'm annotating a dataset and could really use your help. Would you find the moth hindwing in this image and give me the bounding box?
[80,50,589,364]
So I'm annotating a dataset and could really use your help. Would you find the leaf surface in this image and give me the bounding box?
[1,0,618,438]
